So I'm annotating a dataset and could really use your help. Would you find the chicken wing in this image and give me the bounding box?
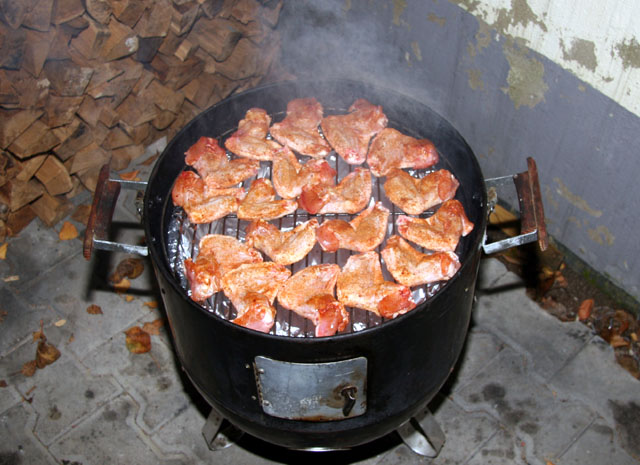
[245,218,319,265]
[221,262,291,333]
[316,202,389,253]
[384,168,459,215]
[224,108,282,161]
[237,178,298,220]
[337,251,416,318]
[171,170,245,224]
[278,264,349,337]
[367,128,439,177]
[396,199,474,252]
[298,167,372,215]
[272,146,336,199]
[183,234,263,302]
[321,99,387,165]
[381,235,460,287]
[270,98,332,158]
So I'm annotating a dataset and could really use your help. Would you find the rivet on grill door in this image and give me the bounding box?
[341,386,358,417]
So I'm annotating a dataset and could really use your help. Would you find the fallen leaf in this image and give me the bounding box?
[125,295,134,302]
[0,242,7,259]
[577,298,594,321]
[109,258,145,283]
[141,153,159,166]
[59,221,78,240]
[25,385,36,396]
[143,300,159,309]
[36,340,61,369]
[22,360,37,377]
[86,304,103,315]
[609,334,630,348]
[142,318,164,336]
[113,277,131,294]
[3,275,19,282]
[54,319,66,327]
[124,326,151,354]
[0,380,7,388]
[120,170,140,181]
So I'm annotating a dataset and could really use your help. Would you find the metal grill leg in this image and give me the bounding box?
[202,407,244,451]
[396,408,445,458]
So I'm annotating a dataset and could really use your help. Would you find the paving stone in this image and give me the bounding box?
[466,428,529,465]
[0,286,63,355]
[559,416,639,464]
[49,393,186,465]
[473,280,593,381]
[476,257,525,291]
[455,346,597,465]
[549,336,640,460]
[0,380,21,414]
[81,331,191,434]
[0,403,58,465]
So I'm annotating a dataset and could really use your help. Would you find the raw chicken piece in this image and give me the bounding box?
[183,234,262,302]
[367,128,439,177]
[245,218,319,265]
[299,167,372,215]
[337,251,416,318]
[224,108,282,161]
[278,264,349,337]
[221,262,291,333]
[381,235,460,287]
[321,99,388,164]
[237,178,298,220]
[185,136,260,188]
[271,146,336,199]
[270,98,332,158]
[383,168,459,215]
[316,202,389,253]
[396,199,474,252]
[171,170,245,224]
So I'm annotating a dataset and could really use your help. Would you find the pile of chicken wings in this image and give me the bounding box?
[172,97,474,337]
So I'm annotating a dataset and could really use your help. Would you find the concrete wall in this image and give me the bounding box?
[276,0,640,302]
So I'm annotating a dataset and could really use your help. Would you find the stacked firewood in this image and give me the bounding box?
[0,0,284,241]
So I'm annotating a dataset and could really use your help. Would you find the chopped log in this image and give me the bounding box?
[181,78,200,104]
[76,165,103,192]
[0,24,26,70]
[209,72,239,103]
[35,155,74,195]
[136,36,163,62]
[0,178,44,211]
[102,127,133,149]
[199,0,224,19]
[22,30,54,77]
[116,93,158,127]
[69,142,110,175]
[170,2,200,36]
[43,60,94,97]
[8,120,61,159]
[77,95,110,127]
[150,54,203,90]
[194,48,217,73]
[101,18,139,61]
[22,0,54,32]
[157,30,182,57]
[92,121,110,147]
[142,80,184,113]
[174,38,196,61]
[110,144,144,171]
[0,72,19,108]
[31,192,74,227]
[230,0,260,24]
[65,175,85,198]
[261,0,283,28]
[0,0,29,29]
[51,0,85,25]
[214,38,260,80]
[44,95,85,127]
[6,204,37,236]
[86,61,127,95]
[3,68,50,109]
[98,104,120,128]
[86,0,113,24]
[0,151,23,187]
[70,17,111,60]
[0,109,44,149]
[186,73,217,109]
[119,121,150,145]
[188,17,241,61]
[135,0,172,38]
[151,109,177,130]
[15,155,47,182]
[131,68,155,94]
[54,120,94,161]
[87,74,137,107]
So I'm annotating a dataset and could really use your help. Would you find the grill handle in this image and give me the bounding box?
[83,163,149,260]
[482,157,548,255]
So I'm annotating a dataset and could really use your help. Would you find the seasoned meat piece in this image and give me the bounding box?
[221,262,291,333]
[396,199,474,252]
[337,251,415,318]
[278,264,349,337]
[381,235,460,287]
[171,170,245,224]
[383,168,459,215]
[316,202,389,253]
[321,99,387,164]
[271,146,336,199]
[224,108,282,161]
[299,167,372,215]
[183,234,262,302]
[237,178,298,220]
[367,128,439,177]
[185,136,260,188]
[245,218,319,265]
[270,98,332,158]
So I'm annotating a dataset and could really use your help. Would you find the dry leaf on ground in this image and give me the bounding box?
[59,221,78,240]
[22,360,37,377]
[124,326,151,354]
[142,319,164,336]
[0,380,7,388]
[110,258,145,283]
[86,304,103,315]
[113,277,131,294]
[143,300,158,309]
[36,340,61,368]
[0,242,7,260]
[578,298,594,321]
[120,170,140,181]
[54,319,66,327]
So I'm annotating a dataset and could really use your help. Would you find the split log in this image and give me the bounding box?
[69,142,110,175]
[136,37,164,63]
[98,105,120,128]
[6,204,37,237]
[77,95,111,127]
[0,151,22,187]
[199,0,224,19]
[102,127,133,150]
[149,54,204,90]
[109,0,148,28]
[54,120,94,161]
[151,109,178,130]
[86,0,112,24]
[51,0,85,25]
[43,60,94,97]
[0,72,19,108]
[70,17,111,60]
[3,69,50,109]
[116,93,158,127]
[170,2,200,36]
[0,109,44,150]
[119,121,151,145]
[31,192,74,227]
[101,18,139,61]
[157,30,182,57]
[214,38,260,80]
[135,0,172,38]
[15,155,47,183]
[35,156,74,196]
[174,38,196,62]
[23,30,54,77]
[110,144,144,171]
[0,24,26,70]
[0,178,44,211]
[0,0,30,29]
[22,0,55,32]
[142,80,184,113]
[43,95,85,127]
[188,17,241,61]
[86,61,127,95]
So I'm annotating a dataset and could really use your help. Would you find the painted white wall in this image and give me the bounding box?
[452,0,640,117]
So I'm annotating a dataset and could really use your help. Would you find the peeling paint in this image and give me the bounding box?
[543,186,558,210]
[502,42,548,109]
[615,37,640,70]
[343,0,352,12]
[427,13,446,26]
[578,84,586,91]
[567,216,582,228]
[553,177,603,218]
[588,225,615,246]
[561,38,598,72]
[467,68,484,90]
[392,0,407,26]
[411,42,423,61]
[494,0,547,35]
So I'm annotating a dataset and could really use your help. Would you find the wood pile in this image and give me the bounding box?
[0,0,285,241]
